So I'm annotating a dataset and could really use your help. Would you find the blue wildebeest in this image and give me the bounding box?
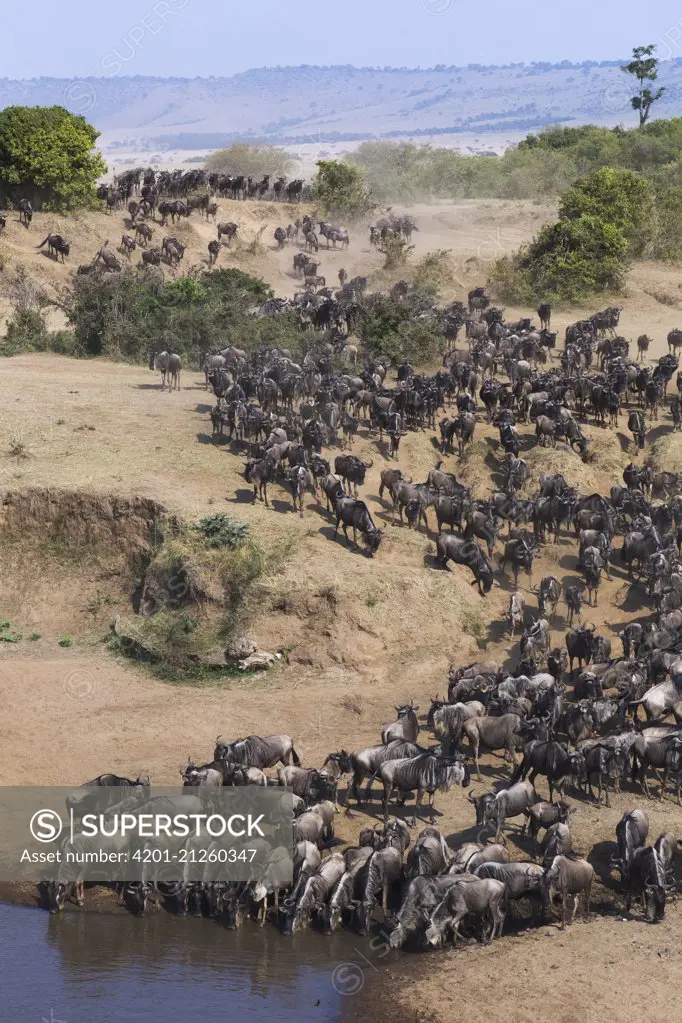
[424,876,506,947]
[381,703,420,744]
[405,827,452,880]
[355,845,404,934]
[349,739,423,806]
[149,349,182,391]
[334,496,382,554]
[282,852,346,934]
[321,846,374,933]
[467,779,537,842]
[460,714,526,779]
[65,773,150,819]
[377,753,470,826]
[214,734,301,768]
[513,740,586,802]
[543,855,594,928]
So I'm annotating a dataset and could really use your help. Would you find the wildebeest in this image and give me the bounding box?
[349,739,422,806]
[513,740,586,802]
[461,714,526,779]
[377,753,470,826]
[334,496,382,554]
[468,779,537,841]
[214,734,301,768]
[65,773,150,818]
[149,349,182,391]
[435,535,495,595]
[543,855,594,928]
[334,455,373,497]
[382,703,420,744]
[38,233,70,261]
[424,876,506,946]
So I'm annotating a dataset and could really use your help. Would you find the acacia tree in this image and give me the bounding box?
[621,45,665,127]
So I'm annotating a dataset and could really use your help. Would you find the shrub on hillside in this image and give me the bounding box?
[60,266,301,364]
[310,160,377,220]
[559,167,653,255]
[0,106,106,210]
[650,185,682,261]
[490,215,628,304]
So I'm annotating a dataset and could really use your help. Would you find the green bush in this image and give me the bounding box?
[651,185,682,260]
[310,160,377,220]
[61,266,302,365]
[361,293,443,363]
[192,514,250,549]
[3,308,48,355]
[351,119,682,209]
[0,106,106,210]
[559,167,653,255]
[490,215,628,304]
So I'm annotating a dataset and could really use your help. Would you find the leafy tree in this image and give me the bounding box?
[621,45,665,127]
[0,106,106,210]
[490,215,628,303]
[559,167,653,254]
[311,160,377,220]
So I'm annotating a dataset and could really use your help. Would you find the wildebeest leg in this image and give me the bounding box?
[411,788,424,828]
[382,779,391,821]
[262,482,269,507]
[560,889,569,929]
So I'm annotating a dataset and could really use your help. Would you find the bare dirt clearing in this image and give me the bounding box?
[1,198,682,1022]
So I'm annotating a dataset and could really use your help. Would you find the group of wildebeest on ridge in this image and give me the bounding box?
[44,671,679,942]
[1,166,372,276]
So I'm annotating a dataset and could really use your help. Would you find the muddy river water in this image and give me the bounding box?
[0,902,362,1022]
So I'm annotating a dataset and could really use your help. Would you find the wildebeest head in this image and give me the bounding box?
[44,879,70,914]
[645,879,666,922]
[467,790,495,826]
[363,525,383,554]
[126,881,152,916]
[223,882,249,929]
[321,749,353,777]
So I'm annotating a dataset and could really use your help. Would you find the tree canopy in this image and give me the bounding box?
[311,160,377,220]
[559,167,653,255]
[0,106,106,210]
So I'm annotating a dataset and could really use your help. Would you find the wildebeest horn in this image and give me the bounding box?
[365,459,374,469]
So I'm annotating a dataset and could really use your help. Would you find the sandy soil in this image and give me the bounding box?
[1,199,682,1021]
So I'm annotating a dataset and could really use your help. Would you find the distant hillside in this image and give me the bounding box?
[2,60,682,151]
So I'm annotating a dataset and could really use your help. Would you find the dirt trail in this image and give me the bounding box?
[1,199,682,1022]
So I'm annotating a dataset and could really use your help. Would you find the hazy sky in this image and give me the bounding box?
[6,0,682,78]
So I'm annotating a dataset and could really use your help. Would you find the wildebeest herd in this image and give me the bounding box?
[44,682,678,942]
[2,167,319,273]
[43,287,682,954]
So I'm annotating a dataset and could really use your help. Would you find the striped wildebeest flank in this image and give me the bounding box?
[213,734,301,769]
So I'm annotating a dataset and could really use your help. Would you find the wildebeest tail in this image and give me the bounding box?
[38,235,50,248]
[291,746,301,767]
[638,435,645,450]
[630,748,639,783]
